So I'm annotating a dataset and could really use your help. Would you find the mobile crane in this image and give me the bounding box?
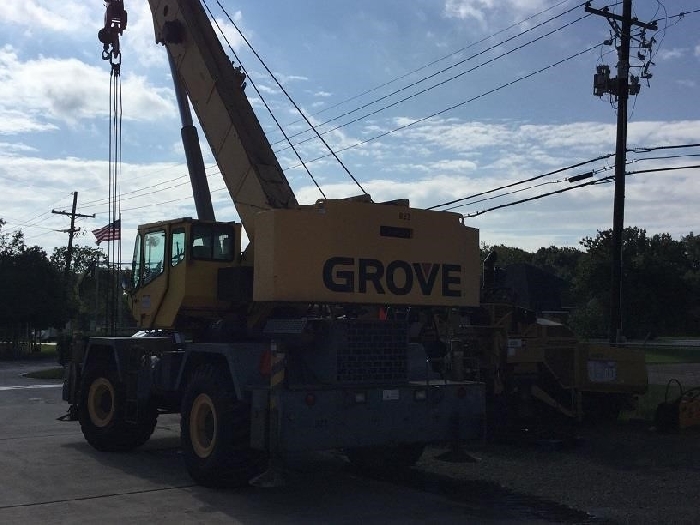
[63,0,485,487]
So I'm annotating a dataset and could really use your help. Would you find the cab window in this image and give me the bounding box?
[191,224,235,261]
[131,234,142,288]
[143,230,166,285]
[171,228,186,267]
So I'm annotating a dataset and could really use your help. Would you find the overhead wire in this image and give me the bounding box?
[271,0,576,134]
[271,2,589,149]
[429,142,700,211]
[275,11,593,156]
[284,42,605,171]
[465,163,700,217]
[97,146,700,217]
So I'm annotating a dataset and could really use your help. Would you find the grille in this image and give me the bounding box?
[335,320,408,384]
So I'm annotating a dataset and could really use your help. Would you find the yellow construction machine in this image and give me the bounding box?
[427,256,648,430]
[63,0,485,487]
[63,1,646,489]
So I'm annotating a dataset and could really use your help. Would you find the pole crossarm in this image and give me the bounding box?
[584,2,658,30]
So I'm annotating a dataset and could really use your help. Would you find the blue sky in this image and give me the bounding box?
[1,0,698,257]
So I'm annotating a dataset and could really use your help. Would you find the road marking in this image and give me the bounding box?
[0,384,62,391]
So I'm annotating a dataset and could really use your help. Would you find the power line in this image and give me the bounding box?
[429,143,700,211]
[629,142,700,153]
[275,11,593,156]
[283,43,603,171]
[271,2,588,150]
[465,163,700,217]
[11,138,698,237]
[428,152,617,210]
[270,0,576,135]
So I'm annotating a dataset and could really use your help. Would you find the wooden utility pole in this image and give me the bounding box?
[585,1,657,344]
[52,192,95,277]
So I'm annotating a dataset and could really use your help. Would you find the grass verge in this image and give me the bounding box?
[643,346,700,364]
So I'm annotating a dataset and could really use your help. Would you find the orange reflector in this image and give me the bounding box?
[305,393,316,407]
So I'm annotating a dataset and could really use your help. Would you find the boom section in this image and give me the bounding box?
[147,0,298,239]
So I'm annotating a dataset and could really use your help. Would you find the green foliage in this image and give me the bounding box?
[643,344,700,364]
[567,299,606,340]
[481,243,532,266]
[0,221,69,356]
[50,245,106,275]
[573,227,700,337]
[485,227,700,339]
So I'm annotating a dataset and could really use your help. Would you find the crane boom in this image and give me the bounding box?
[147,0,298,239]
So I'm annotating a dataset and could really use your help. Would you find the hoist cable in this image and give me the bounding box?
[201,0,326,199]
[106,59,123,335]
[212,0,367,196]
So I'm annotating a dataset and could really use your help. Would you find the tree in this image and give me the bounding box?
[50,245,107,276]
[571,227,696,338]
[50,245,116,333]
[680,232,700,333]
[0,221,67,355]
[532,246,583,282]
[480,243,532,266]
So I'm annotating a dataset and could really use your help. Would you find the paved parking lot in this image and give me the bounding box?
[0,359,513,525]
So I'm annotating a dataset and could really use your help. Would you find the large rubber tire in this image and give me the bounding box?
[346,443,425,470]
[180,364,267,487]
[78,359,158,452]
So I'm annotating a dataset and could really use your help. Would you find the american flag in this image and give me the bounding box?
[92,219,121,245]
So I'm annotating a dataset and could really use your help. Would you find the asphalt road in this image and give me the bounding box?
[7,357,696,524]
[1,359,560,525]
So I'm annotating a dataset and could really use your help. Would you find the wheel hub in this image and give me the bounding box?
[190,393,217,459]
[88,377,115,428]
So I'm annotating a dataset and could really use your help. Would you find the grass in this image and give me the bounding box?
[31,343,59,359]
[643,345,700,364]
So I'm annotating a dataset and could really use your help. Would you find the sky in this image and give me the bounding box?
[0,0,698,260]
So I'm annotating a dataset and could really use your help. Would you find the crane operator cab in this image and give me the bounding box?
[127,217,243,331]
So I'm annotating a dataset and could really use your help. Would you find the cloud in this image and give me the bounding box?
[0,142,37,154]
[0,46,174,130]
[444,0,550,27]
[657,48,685,61]
[0,1,97,34]
[0,110,58,135]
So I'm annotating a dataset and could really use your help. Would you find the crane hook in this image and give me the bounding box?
[98,0,128,70]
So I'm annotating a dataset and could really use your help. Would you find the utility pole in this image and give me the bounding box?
[585,1,657,344]
[52,192,95,277]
